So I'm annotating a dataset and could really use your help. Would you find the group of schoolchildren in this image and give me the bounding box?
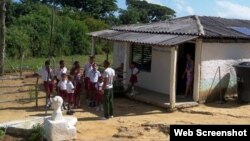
[28,56,140,117]
[28,56,105,115]
[58,56,105,114]
[54,60,83,115]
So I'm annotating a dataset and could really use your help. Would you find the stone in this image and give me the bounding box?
[144,126,151,131]
[44,96,77,141]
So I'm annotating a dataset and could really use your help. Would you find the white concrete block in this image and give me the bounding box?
[44,117,77,141]
[44,96,77,141]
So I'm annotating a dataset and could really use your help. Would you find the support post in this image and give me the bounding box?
[169,46,177,110]
[123,43,129,88]
[35,77,39,108]
[193,38,202,101]
[20,53,24,77]
[91,37,95,56]
[0,1,6,76]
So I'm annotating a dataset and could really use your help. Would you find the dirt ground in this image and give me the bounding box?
[1,75,250,141]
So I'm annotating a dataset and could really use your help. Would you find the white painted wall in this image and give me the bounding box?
[136,47,171,94]
[113,42,125,68]
[200,42,250,101]
[113,44,172,94]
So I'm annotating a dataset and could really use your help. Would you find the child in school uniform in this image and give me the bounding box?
[26,60,54,108]
[95,76,104,112]
[89,63,101,107]
[83,56,95,105]
[57,73,68,110]
[55,60,67,83]
[66,75,75,115]
[129,62,139,96]
[73,63,83,108]
[70,61,79,75]
[55,60,67,93]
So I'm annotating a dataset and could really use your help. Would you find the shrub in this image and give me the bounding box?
[28,123,44,141]
[0,129,4,139]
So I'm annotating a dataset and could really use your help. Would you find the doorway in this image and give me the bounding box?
[176,42,196,97]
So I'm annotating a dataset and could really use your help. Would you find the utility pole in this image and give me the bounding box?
[0,0,6,76]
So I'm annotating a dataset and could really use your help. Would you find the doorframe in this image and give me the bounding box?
[193,38,202,102]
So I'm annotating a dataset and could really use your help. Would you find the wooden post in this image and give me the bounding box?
[91,37,95,56]
[218,66,223,103]
[193,38,202,101]
[123,43,129,87]
[20,53,24,77]
[35,77,39,108]
[0,0,6,76]
[169,46,177,110]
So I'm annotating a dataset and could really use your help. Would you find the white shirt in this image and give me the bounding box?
[95,82,103,91]
[55,67,67,80]
[131,68,139,75]
[102,67,115,89]
[37,67,54,81]
[58,80,67,90]
[89,70,101,83]
[84,63,93,78]
[66,81,75,93]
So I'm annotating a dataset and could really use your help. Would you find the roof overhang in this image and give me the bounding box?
[88,30,198,47]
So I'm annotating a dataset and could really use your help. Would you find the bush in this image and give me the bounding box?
[28,123,44,141]
[0,129,4,139]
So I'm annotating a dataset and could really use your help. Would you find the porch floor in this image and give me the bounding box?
[127,87,198,109]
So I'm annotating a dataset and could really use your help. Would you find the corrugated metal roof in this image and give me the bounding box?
[88,16,250,46]
[89,30,197,46]
[112,16,200,36]
[199,16,250,38]
[110,16,250,39]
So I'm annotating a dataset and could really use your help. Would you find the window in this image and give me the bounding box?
[131,44,152,72]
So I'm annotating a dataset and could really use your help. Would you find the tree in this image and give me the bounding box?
[119,8,140,24]
[120,0,176,24]
[6,26,30,76]
[83,17,108,32]
[0,0,6,76]
[6,26,30,58]
[4,0,115,59]
[34,0,118,19]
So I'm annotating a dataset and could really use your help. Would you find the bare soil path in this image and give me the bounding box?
[0,76,250,141]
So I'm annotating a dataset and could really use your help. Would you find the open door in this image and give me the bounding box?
[176,42,196,97]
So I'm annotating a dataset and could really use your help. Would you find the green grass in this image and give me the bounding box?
[4,54,112,72]
[0,130,4,140]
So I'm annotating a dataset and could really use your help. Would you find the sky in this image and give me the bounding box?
[117,0,250,20]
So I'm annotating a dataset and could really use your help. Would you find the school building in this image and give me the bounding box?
[88,15,250,109]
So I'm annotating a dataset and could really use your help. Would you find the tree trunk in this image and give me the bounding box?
[106,53,109,61]
[0,0,6,76]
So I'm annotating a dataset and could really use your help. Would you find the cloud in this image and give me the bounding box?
[144,0,195,16]
[145,0,167,6]
[173,0,195,15]
[186,6,194,15]
[216,0,250,19]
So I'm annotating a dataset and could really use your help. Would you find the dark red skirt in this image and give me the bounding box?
[95,91,103,103]
[74,83,82,95]
[89,82,97,91]
[43,81,54,97]
[84,77,90,90]
[68,93,74,104]
[130,75,138,83]
[59,90,67,100]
